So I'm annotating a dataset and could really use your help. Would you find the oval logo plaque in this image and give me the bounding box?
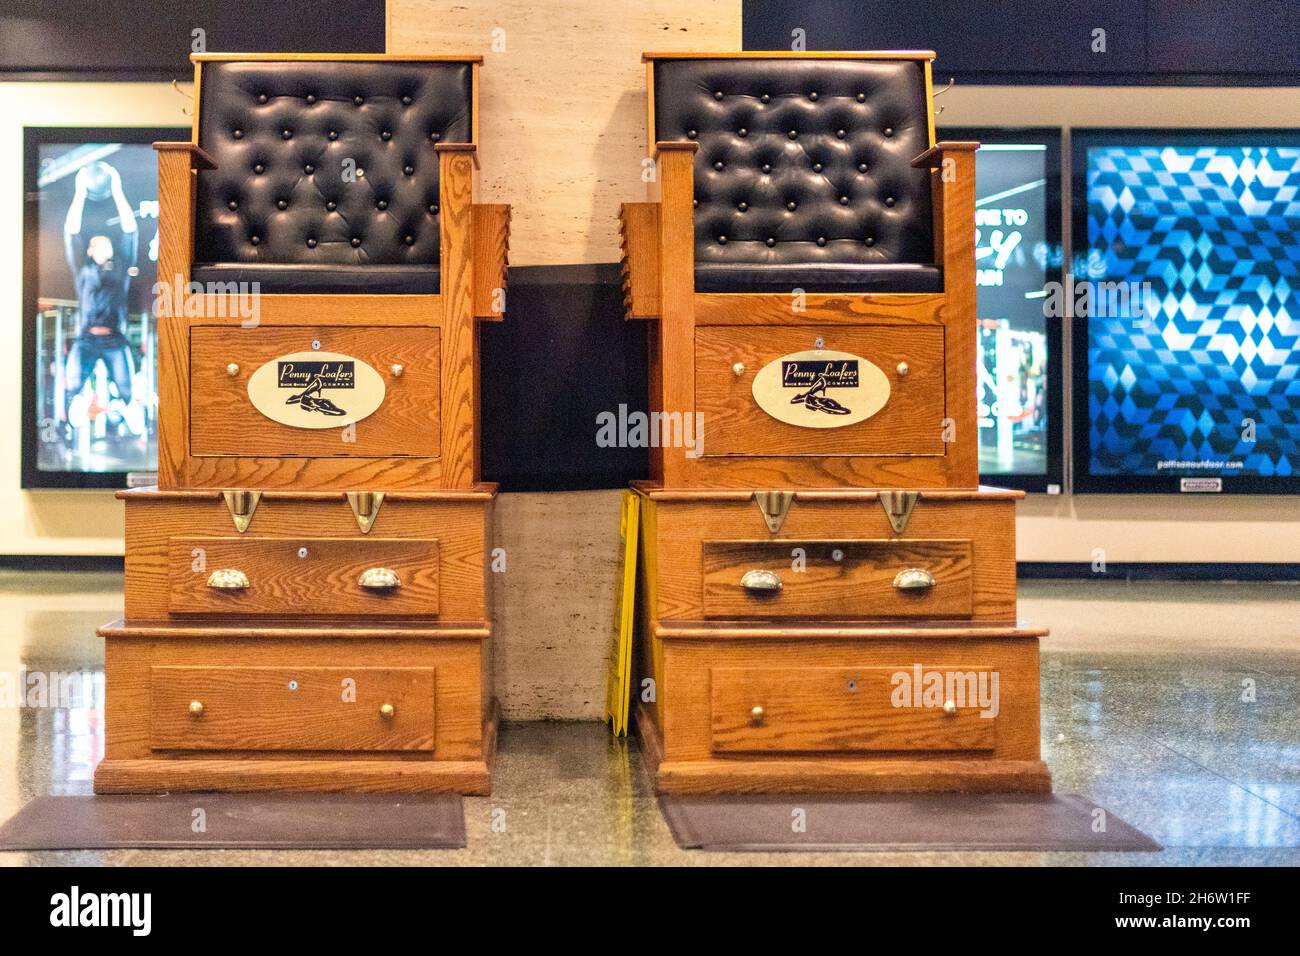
[246,351,386,429]
[750,349,890,429]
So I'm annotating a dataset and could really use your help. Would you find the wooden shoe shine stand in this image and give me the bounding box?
[96,54,509,794]
[621,52,1050,794]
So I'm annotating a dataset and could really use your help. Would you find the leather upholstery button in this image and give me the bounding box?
[281,129,292,140]
[377,199,389,210]
[256,93,268,104]
[404,165,415,175]
[857,163,868,173]
[840,196,850,205]
[885,196,896,207]
[817,236,827,246]
[738,201,748,211]
[227,200,238,211]
[306,237,317,248]
[350,237,362,247]
[428,203,438,214]
[306,94,317,104]
[761,163,771,173]
[353,95,364,105]
[232,129,243,139]
[401,95,412,105]
[786,201,797,211]
[836,129,846,139]
[429,132,440,142]
[253,163,264,174]
[809,91,818,100]
[812,162,823,172]
[714,90,724,100]
[713,161,724,170]
[884,127,894,137]
[250,235,260,245]
[686,130,697,139]
[760,93,771,103]
[787,129,798,139]
[404,235,415,245]
[865,237,876,246]
[766,237,776,247]
[326,200,337,211]
[857,93,867,102]
[276,199,288,210]
[304,164,315,174]
[718,235,727,244]
[737,128,747,137]
[381,130,392,141]
[328,130,338,140]
[692,199,698,208]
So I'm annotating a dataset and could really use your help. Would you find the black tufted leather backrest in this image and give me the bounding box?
[195,59,472,269]
[653,57,935,270]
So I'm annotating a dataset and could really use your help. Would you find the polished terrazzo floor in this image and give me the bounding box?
[0,570,1296,866]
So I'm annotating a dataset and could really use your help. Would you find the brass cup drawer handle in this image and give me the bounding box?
[206,568,250,590]
[740,569,783,594]
[358,567,402,591]
[893,568,935,591]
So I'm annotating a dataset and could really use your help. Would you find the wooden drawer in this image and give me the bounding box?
[702,539,972,619]
[168,536,440,617]
[695,325,945,458]
[710,664,996,754]
[190,325,440,458]
[122,488,493,623]
[150,665,436,752]
[640,486,1018,622]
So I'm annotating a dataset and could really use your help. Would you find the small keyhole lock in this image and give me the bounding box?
[832,548,844,562]
[311,340,322,350]
[847,679,858,692]
[814,337,825,350]
[297,547,309,559]
[288,680,299,691]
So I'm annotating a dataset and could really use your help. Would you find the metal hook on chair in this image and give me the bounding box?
[171,79,194,117]
[932,77,954,118]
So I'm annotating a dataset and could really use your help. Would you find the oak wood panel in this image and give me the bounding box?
[437,145,480,488]
[659,635,1041,764]
[187,294,444,327]
[472,203,511,321]
[167,536,440,617]
[101,631,487,764]
[701,539,974,619]
[189,326,441,459]
[694,292,944,326]
[619,202,661,319]
[709,665,995,754]
[154,145,198,489]
[695,325,946,458]
[123,490,491,623]
[641,489,1018,621]
[655,143,699,487]
[150,665,437,752]
[177,455,447,491]
[94,756,491,795]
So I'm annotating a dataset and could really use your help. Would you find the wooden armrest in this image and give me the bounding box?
[654,140,700,157]
[472,204,510,321]
[154,141,217,170]
[620,203,660,320]
[910,140,980,169]
[435,141,480,170]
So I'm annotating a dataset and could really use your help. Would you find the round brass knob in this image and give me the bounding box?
[390,364,405,378]
[942,699,957,716]
[380,703,396,719]
[189,700,205,716]
[732,362,745,377]
[749,705,765,726]
[226,362,240,377]
[897,361,909,377]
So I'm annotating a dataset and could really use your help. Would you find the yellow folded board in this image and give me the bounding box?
[604,490,640,736]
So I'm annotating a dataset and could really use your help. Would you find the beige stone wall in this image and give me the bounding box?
[388,0,741,266]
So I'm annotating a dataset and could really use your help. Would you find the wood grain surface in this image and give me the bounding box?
[695,324,946,458]
[701,538,974,619]
[188,326,441,459]
[166,536,441,617]
[149,665,437,752]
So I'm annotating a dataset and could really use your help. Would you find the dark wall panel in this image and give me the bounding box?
[0,1,385,77]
